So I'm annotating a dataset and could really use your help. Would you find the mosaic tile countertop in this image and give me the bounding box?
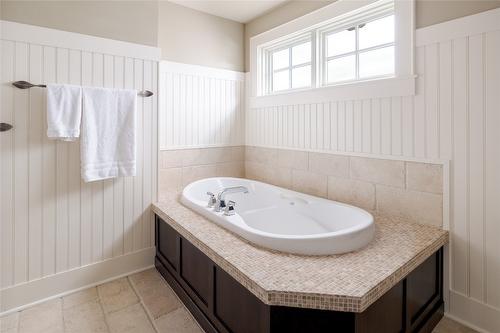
[152,192,448,313]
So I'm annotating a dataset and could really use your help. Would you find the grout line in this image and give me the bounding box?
[96,293,112,333]
[127,276,159,333]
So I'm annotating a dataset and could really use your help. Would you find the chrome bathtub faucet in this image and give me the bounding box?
[214,186,249,213]
[206,192,217,208]
[224,201,236,216]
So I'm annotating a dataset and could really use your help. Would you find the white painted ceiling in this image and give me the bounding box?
[168,0,288,23]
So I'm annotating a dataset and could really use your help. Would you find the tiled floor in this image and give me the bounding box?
[0,269,203,333]
[0,268,478,333]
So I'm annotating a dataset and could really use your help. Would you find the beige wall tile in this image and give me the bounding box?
[376,185,443,227]
[106,303,155,333]
[19,299,63,333]
[265,167,293,189]
[181,147,244,166]
[159,168,183,194]
[328,177,376,211]
[406,162,443,194]
[230,146,245,161]
[277,149,309,170]
[161,150,186,169]
[245,146,278,165]
[350,157,405,188]
[292,170,328,198]
[63,288,99,310]
[246,161,292,188]
[161,147,242,169]
[309,152,349,177]
[155,307,203,333]
[245,161,265,182]
[181,165,218,186]
[63,300,108,333]
[97,278,138,314]
[216,162,245,178]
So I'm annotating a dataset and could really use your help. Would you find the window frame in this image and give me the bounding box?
[319,10,396,86]
[263,32,315,95]
[250,0,415,103]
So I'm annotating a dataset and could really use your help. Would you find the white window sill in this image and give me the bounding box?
[250,76,416,109]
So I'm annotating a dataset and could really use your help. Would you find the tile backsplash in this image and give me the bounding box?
[159,145,443,227]
[159,146,245,196]
[245,146,443,227]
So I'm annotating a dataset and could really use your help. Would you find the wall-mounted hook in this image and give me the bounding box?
[0,123,13,132]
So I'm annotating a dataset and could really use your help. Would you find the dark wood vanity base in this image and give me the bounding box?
[155,215,444,333]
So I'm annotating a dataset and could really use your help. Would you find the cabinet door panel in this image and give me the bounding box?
[407,252,439,324]
[180,240,212,305]
[157,218,179,271]
[214,267,269,333]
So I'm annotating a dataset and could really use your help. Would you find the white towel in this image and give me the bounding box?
[46,83,82,141]
[81,87,136,182]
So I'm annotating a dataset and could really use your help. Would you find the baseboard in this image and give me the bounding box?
[0,247,155,315]
[447,290,500,333]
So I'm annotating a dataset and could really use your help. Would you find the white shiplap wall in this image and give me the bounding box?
[0,21,158,312]
[247,9,500,332]
[159,61,245,150]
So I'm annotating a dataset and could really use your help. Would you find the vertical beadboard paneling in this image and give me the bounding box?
[1,40,15,288]
[13,41,29,284]
[159,61,245,150]
[28,43,44,280]
[484,29,500,310]
[467,33,485,302]
[451,37,469,295]
[0,23,158,293]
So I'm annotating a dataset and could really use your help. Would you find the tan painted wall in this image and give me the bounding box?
[0,0,159,46]
[416,0,500,28]
[244,0,334,70]
[0,0,245,72]
[244,0,500,71]
[157,1,244,72]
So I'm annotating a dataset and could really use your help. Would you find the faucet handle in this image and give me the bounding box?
[224,201,236,216]
[206,192,217,208]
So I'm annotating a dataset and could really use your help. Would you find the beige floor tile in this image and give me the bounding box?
[63,300,108,333]
[18,299,64,333]
[97,278,138,314]
[106,303,155,333]
[0,312,19,332]
[129,268,162,288]
[155,307,203,333]
[130,269,182,319]
[140,280,182,319]
[433,317,478,333]
[63,287,99,310]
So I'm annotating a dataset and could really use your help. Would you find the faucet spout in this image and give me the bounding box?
[214,186,249,212]
[217,186,249,201]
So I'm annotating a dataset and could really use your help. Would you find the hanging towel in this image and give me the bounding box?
[46,83,82,141]
[81,87,137,182]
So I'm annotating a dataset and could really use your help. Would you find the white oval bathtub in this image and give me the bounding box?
[180,177,375,255]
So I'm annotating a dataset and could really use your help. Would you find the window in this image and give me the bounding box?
[323,14,395,85]
[256,0,406,97]
[265,36,313,93]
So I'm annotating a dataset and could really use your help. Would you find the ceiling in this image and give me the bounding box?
[167,0,288,23]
